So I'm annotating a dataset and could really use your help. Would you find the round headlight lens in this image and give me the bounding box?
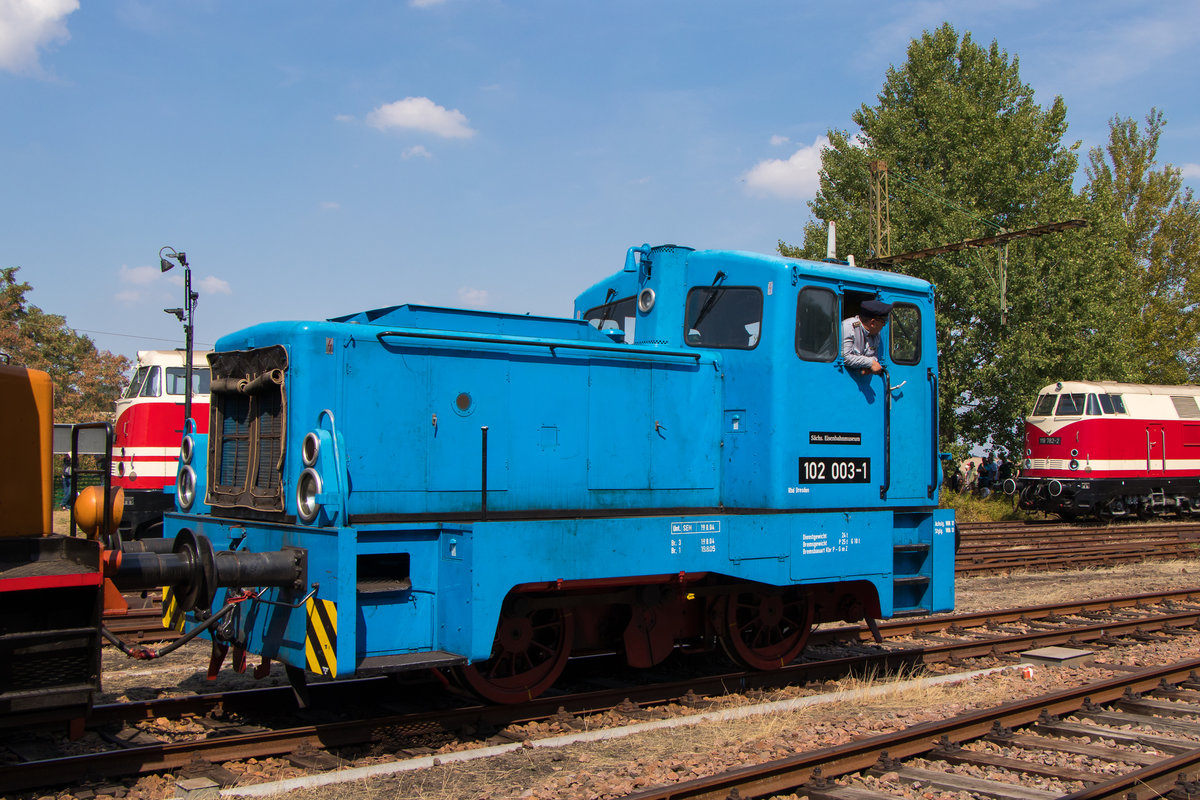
[1024,458,1032,469]
[178,466,196,510]
[638,287,656,313]
[1069,459,1079,471]
[181,435,194,465]
[302,432,321,467]
[297,468,323,522]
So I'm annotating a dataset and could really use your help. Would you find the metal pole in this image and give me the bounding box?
[184,264,194,427]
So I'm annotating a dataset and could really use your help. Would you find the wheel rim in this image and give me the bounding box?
[459,603,573,703]
[720,588,813,671]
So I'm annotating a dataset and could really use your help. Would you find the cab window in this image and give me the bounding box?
[795,287,837,362]
[1086,394,1103,415]
[684,287,763,349]
[1108,394,1126,413]
[1032,394,1056,416]
[584,296,637,342]
[1055,393,1085,416]
[140,366,162,398]
[889,303,921,365]
[166,367,212,396]
[123,366,150,399]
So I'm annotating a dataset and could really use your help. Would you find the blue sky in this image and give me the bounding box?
[3,0,1198,365]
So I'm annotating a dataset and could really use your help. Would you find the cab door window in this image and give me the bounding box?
[795,287,838,362]
[889,303,921,365]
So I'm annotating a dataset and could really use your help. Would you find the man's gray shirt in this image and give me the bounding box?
[841,317,879,369]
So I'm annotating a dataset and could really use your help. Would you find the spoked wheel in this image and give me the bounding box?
[458,601,573,703]
[718,587,814,671]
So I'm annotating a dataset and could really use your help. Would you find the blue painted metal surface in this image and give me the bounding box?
[161,243,955,684]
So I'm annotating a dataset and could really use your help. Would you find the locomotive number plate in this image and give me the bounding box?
[799,457,871,483]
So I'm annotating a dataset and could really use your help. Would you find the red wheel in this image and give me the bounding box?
[459,602,573,703]
[719,587,813,670]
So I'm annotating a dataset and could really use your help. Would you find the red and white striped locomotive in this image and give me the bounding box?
[1006,380,1200,519]
[112,349,211,538]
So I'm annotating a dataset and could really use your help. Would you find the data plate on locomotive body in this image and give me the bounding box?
[798,457,871,483]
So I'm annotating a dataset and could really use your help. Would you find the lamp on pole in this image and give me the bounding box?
[159,246,199,428]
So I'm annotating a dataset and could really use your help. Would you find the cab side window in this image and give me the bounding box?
[889,303,921,365]
[584,296,637,342]
[684,287,763,349]
[795,287,837,362]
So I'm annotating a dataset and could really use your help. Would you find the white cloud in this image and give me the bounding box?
[0,0,78,75]
[118,264,160,286]
[367,97,476,139]
[402,145,432,160]
[334,113,354,123]
[198,276,232,295]
[742,136,828,200]
[320,201,341,210]
[1181,163,1200,180]
[410,0,447,6]
[769,135,791,146]
[457,287,489,308]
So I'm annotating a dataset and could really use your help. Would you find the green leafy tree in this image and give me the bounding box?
[1083,110,1200,384]
[782,23,1134,455]
[0,267,130,423]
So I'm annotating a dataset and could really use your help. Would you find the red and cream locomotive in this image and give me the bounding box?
[1006,380,1200,519]
[111,349,211,538]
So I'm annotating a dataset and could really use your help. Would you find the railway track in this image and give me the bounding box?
[956,519,1200,574]
[11,588,1200,795]
[623,658,1200,800]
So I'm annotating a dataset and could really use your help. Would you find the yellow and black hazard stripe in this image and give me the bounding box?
[305,597,337,678]
[162,585,186,632]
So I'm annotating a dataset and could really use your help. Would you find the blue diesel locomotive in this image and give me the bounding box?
[119,244,955,702]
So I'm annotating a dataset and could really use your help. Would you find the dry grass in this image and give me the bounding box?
[939,491,1040,523]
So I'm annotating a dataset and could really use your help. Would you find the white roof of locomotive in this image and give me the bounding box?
[1039,380,1200,397]
[1032,380,1200,422]
[134,349,213,368]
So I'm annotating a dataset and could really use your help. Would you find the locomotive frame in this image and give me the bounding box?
[136,243,956,702]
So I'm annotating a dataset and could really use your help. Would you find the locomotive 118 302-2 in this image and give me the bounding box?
[117,243,956,703]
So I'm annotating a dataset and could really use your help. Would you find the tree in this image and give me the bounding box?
[782,23,1134,455]
[0,267,130,423]
[1083,110,1200,384]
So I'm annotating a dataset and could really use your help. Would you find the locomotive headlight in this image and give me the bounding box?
[1024,458,1032,469]
[302,431,321,467]
[178,465,197,510]
[181,435,195,465]
[638,287,656,313]
[1070,448,1079,457]
[297,468,324,522]
[1069,459,1080,471]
